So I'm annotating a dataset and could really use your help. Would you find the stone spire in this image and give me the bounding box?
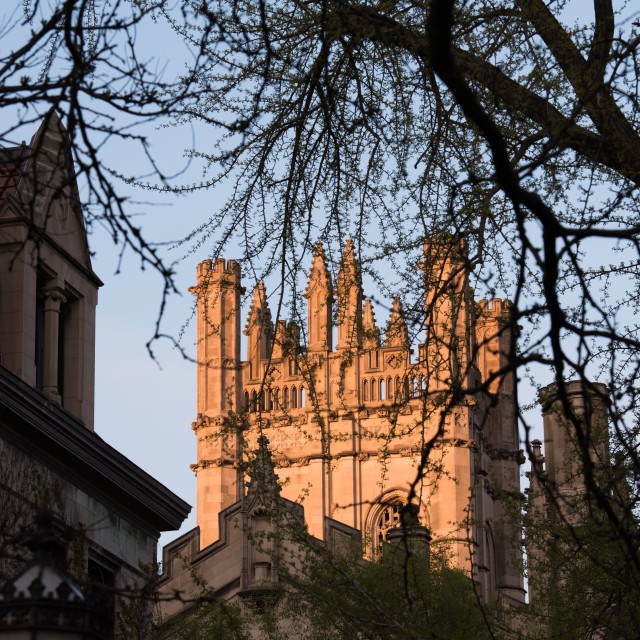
[305,243,333,352]
[272,319,287,359]
[362,299,381,349]
[244,282,273,380]
[247,435,280,501]
[336,239,363,350]
[272,319,300,359]
[385,297,409,348]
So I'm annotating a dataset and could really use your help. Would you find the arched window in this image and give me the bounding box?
[300,387,305,407]
[365,493,421,558]
[265,389,272,411]
[387,377,392,400]
[259,391,265,411]
[379,378,385,401]
[273,388,280,410]
[291,386,298,408]
[395,377,401,400]
[421,375,427,396]
[412,377,418,397]
[362,379,369,402]
[251,390,257,412]
[283,387,289,409]
[371,378,376,401]
[375,503,403,548]
[244,391,249,411]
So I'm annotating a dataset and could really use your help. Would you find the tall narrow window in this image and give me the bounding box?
[362,380,368,402]
[291,386,298,408]
[88,557,116,637]
[35,288,45,391]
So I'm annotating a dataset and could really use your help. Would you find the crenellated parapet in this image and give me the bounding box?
[475,297,514,396]
[476,297,512,327]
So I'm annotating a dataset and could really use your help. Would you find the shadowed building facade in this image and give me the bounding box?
[0,113,190,637]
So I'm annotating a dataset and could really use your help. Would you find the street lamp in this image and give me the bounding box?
[0,510,108,639]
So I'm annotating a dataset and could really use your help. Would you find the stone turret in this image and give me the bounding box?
[305,243,333,352]
[190,258,243,547]
[336,239,363,351]
[540,380,609,522]
[527,381,611,608]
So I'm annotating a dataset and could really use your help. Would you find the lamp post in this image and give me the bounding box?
[0,510,108,639]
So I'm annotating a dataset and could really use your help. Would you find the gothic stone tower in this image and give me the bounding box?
[189,240,525,604]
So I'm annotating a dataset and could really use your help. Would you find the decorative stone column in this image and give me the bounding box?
[40,288,66,402]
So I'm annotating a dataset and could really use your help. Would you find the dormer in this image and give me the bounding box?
[0,112,102,429]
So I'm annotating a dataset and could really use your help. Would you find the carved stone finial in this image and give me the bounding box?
[247,435,280,500]
[305,243,333,298]
[306,243,334,352]
[244,281,272,335]
[362,299,381,349]
[336,239,363,350]
[385,297,408,348]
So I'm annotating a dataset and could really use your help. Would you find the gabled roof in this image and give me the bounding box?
[0,111,96,279]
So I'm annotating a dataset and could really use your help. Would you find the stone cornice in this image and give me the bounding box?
[0,365,190,534]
